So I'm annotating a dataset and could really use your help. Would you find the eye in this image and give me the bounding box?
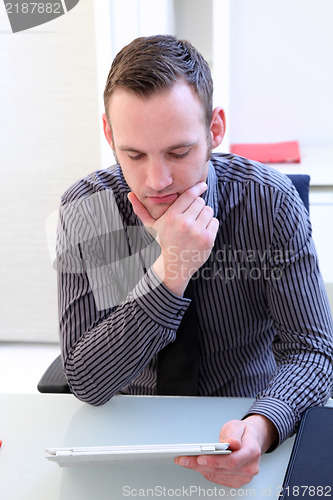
[128,153,143,161]
[169,149,190,159]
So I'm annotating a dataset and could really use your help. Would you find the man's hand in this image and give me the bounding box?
[128,182,219,296]
[175,415,279,488]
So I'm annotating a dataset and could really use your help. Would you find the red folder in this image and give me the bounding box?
[230,141,300,164]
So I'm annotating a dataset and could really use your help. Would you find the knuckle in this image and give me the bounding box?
[243,459,260,477]
[251,464,260,476]
[251,460,261,477]
[194,233,213,254]
[165,211,178,225]
[238,475,254,487]
[202,470,219,484]
[231,477,250,488]
[202,232,214,248]
[249,444,261,462]
[180,217,193,232]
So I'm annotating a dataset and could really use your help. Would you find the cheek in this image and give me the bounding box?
[118,160,142,192]
[174,156,208,189]
[185,157,209,184]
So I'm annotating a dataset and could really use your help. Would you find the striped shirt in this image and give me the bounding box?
[57,153,333,446]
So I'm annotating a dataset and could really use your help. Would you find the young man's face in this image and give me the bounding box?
[104,82,222,220]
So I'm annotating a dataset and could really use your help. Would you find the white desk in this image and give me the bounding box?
[1,394,331,500]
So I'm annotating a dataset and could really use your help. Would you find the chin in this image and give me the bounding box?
[146,203,170,220]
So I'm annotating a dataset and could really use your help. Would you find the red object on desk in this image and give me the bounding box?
[230,141,301,164]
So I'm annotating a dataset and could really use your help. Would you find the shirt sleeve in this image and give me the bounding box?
[244,183,333,446]
[56,196,190,406]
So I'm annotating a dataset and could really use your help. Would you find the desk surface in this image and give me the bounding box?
[1,394,331,500]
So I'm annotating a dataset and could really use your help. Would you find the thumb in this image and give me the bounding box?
[219,419,245,451]
[128,192,155,227]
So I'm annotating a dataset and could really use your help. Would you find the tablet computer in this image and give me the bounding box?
[279,406,333,499]
[46,442,231,467]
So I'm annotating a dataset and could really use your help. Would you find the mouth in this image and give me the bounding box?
[147,193,178,204]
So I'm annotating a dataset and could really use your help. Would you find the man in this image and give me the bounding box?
[57,35,333,487]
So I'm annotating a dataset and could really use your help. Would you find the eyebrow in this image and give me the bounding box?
[118,141,198,154]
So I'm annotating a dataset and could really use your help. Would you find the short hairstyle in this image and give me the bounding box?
[103,34,213,129]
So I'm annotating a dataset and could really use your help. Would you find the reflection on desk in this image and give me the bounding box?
[1,394,332,500]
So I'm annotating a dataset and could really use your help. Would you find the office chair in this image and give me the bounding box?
[37,354,70,393]
[37,174,310,394]
[286,174,310,212]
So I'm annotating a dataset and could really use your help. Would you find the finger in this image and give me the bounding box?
[128,192,155,227]
[175,454,258,488]
[194,205,214,228]
[184,196,206,219]
[199,468,254,488]
[195,211,219,248]
[168,182,207,214]
[175,452,256,477]
[195,449,260,480]
[175,453,231,471]
[174,456,198,468]
[206,217,220,238]
[175,455,254,485]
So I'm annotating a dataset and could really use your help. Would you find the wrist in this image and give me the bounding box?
[152,255,189,297]
[244,414,279,453]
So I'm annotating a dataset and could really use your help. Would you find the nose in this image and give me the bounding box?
[146,157,173,192]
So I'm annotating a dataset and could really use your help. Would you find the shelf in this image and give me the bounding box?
[269,146,333,186]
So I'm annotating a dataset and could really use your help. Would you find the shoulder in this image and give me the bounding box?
[210,153,309,225]
[60,164,129,207]
[210,152,292,192]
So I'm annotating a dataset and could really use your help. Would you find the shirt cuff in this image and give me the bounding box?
[243,397,298,449]
[132,267,191,330]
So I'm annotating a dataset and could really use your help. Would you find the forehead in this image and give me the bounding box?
[108,79,202,105]
[108,83,206,147]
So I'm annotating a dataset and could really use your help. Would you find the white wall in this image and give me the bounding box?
[2,0,332,344]
[173,0,213,66]
[97,0,175,168]
[0,1,100,342]
[0,0,175,343]
[228,0,333,146]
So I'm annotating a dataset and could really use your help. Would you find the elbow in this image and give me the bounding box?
[67,381,116,406]
[63,349,122,405]
[64,369,117,406]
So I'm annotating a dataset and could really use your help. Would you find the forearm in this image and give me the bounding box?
[264,220,333,443]
[60,268,190,404]
[64,317,169,405]
[245,352,333,446]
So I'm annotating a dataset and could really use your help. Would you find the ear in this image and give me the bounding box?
[209,107,226,149]
[102,113,115,150]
